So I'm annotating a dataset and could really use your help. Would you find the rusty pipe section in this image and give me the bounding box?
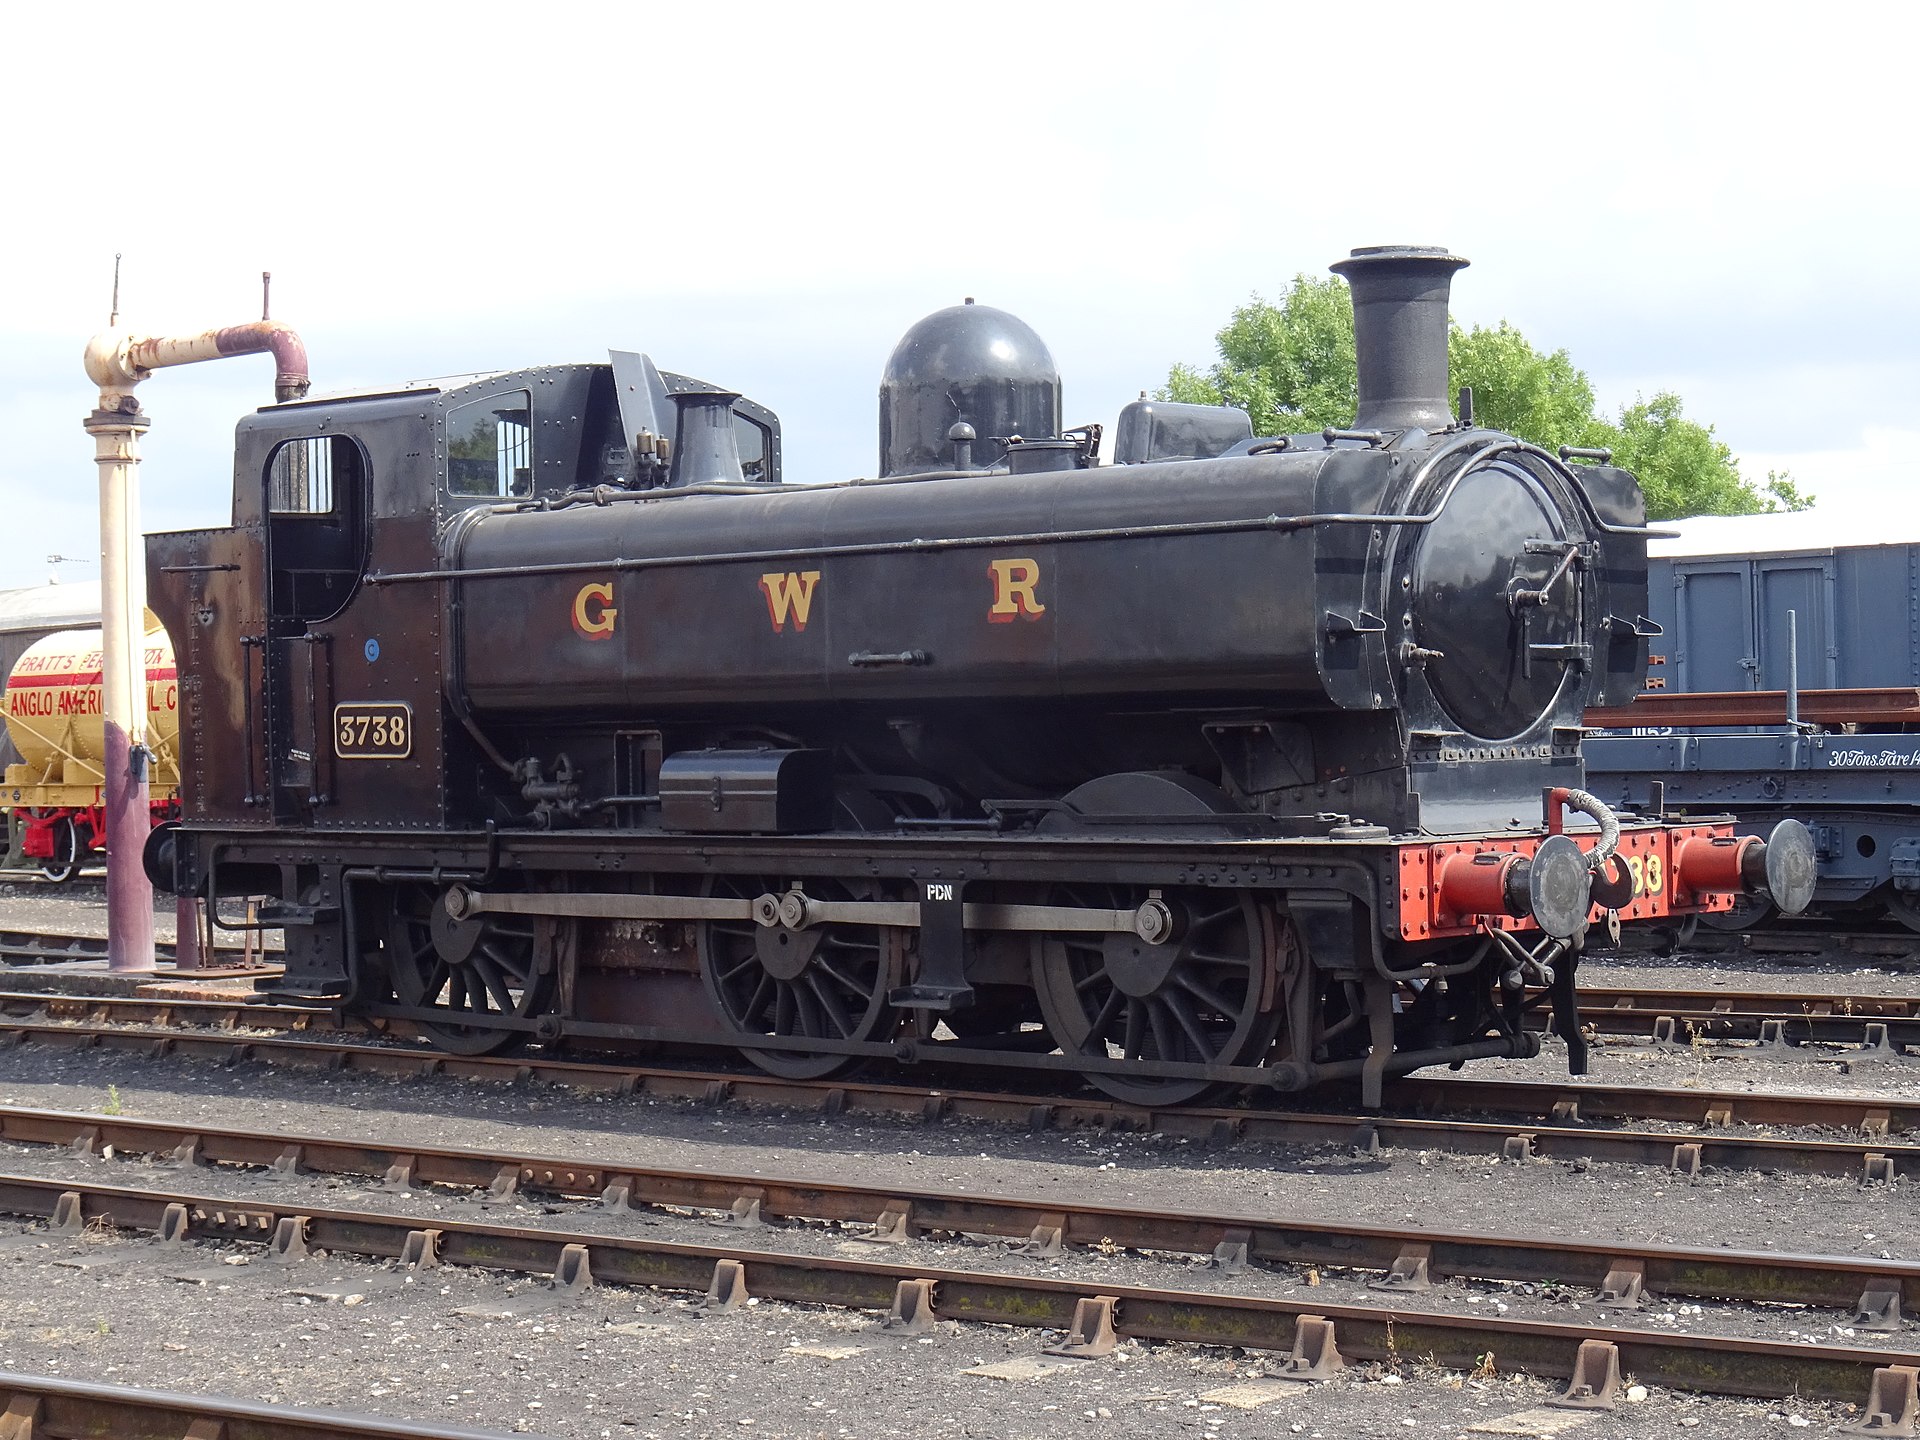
[84,321,311,403]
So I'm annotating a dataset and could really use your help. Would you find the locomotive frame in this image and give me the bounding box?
[142,247,1808,1107]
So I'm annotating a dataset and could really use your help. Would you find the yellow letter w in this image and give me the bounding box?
[758,571,822,632]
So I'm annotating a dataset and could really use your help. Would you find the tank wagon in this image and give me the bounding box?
[142,246,1809,1105]
[1586,513,1920,929]
[0,584,100,789]
[0,587,182,881]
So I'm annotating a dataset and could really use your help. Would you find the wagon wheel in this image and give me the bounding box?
[31,813,80,885]
[696,874,901,1080]
[387,885,553,1056]
[1884,890,1920,935]
[1697,892,1776,933]
[1030,884,1282,1107]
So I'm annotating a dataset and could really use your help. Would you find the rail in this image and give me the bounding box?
[0,1369,514,1439]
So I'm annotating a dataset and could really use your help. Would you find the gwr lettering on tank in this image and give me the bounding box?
[760,571,821,632]
[987,557,1046,622]
[752,561,1048,634]
[572,581,618,639]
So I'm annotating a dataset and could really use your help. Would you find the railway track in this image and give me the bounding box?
[0,1100,1911,1319]
[1577,985,1920,1021]
[5,922,1917,1049]
[0,1370,519,1439]
[0,1004,1913,1182]
[0,1125,1914,1408]
[1630,922,1920,965]
[1562,983,1920,1052]
[0,928,181,966]
[7,957,1916,1054]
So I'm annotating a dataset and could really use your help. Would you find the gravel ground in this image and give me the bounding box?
[0,1038,1909,1438]
[0,1218,1864,1440]
[1463,1034,1920,1106]
[1582,953,1920,997]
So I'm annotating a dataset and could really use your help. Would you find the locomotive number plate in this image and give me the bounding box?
[334,701,412,760]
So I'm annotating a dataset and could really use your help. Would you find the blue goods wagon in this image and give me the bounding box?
[1585,512,1920,927]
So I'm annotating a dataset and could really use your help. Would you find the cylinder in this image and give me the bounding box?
[1329,245,1469,433]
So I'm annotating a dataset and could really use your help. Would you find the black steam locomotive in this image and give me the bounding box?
[144,246,1810,1106]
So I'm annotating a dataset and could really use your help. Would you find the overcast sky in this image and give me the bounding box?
[2,0,1914,592]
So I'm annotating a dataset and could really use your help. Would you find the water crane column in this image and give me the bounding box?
[81,272,310,972]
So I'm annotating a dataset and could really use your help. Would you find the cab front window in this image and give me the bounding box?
[448,392,532,496]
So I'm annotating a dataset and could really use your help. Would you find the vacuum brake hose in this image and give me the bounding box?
[1556,787,1621,870]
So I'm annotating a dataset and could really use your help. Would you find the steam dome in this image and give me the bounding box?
[878,300,1060,477]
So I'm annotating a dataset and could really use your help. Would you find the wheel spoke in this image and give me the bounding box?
[1082,988,1123,1050]
[1184,949,1253,970]
[742,974,774,1023]
[804,972,855,1037]
[1146,996,1178,1063]
[480,940,532,985]
[796,979,832,1039]
[1122,997,1146,1060]
[1163,990,1217,1062]
[1174,969,1238,1017]
[479,958,519,1015]
[812,957,873,1004]
[468,965,500,1015]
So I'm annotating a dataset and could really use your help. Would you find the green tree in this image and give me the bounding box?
[1447,322,1613,453]
[1164,277,1813,520]
[1607,394,1814,518]
[1608,393,1743,518]
[1164,276,1355,435]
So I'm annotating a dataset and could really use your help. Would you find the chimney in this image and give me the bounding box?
[1328,245,1469,433]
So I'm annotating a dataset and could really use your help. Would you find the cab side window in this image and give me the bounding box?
[735,415,770,482]
[448,392,533,497]
[263,435,368,623]
[269,436,343,514]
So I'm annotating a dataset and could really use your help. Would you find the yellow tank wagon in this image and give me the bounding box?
[2,613,181,882]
